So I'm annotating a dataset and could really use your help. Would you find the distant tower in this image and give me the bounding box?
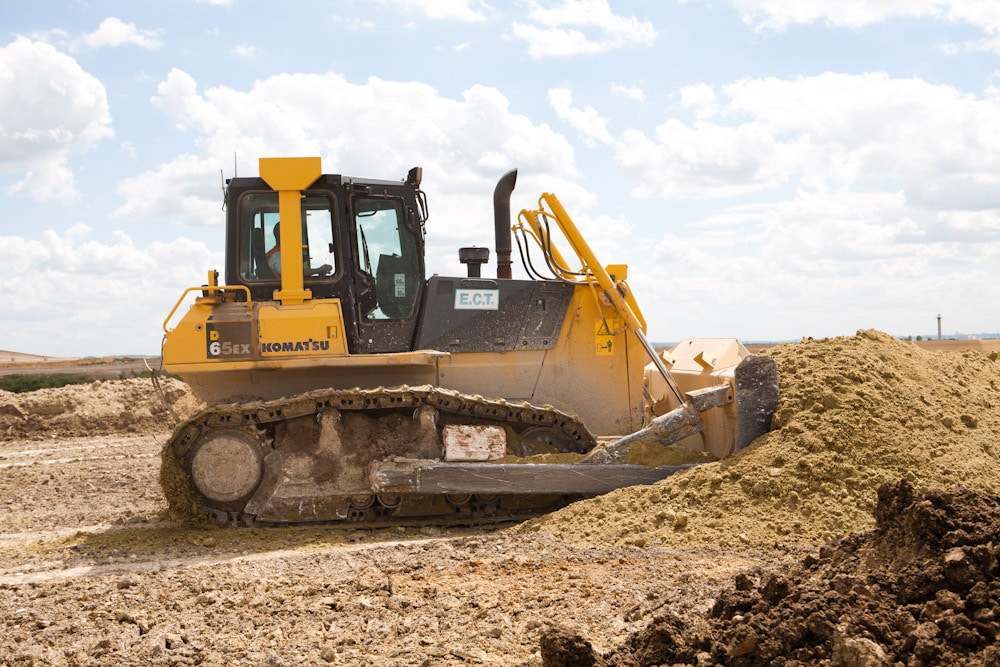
[937,314,942,340]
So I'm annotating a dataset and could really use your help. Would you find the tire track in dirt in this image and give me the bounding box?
[0,534,447,585]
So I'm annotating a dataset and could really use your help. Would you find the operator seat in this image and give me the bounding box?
[252,227,278,280]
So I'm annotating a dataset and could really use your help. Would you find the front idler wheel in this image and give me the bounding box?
[188,428,266,510]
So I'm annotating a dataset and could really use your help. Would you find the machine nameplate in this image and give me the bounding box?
[261,339,332,353]
[454,288,499,310]
[206,322,254,360]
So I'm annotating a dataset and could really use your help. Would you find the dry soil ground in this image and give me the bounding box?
[0,377,794,666]
[0,432,792,666]
[3,332,1000,666]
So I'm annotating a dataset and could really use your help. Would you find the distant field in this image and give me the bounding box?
[911,339,1000,353]
[745,339,1000,354]
[0,351,159,380]
[0,351,66,364]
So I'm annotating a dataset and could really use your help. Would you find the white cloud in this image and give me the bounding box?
[0,227,219,356]
[955,36,1000,56]
[630,185,1000,341]
[728,0,1000,34]
[613,119,785,199]
[579,72,1000,204]
[0,37,112,202]
[547,88,613,147]
[680,83,717,119]
[126,68,589,266]
[146,69,578,178]
[71,17,163,51]
[233,44,260,58]
[114,154,225,227]
[511,0,657,59]
[610,83,645,103]
[24,28,69,44]
[581,71,1000,341]
[380,0,493,22]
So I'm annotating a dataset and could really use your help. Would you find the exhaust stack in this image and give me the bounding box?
[493,169,517,279]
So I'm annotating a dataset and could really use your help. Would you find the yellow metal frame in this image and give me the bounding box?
[259,156,323,305]
[518,193,685,405]
[165,157,324,333]
[257,301,349,358]
[518,192,647,333]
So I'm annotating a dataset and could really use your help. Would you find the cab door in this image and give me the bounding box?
[349,193,425,353]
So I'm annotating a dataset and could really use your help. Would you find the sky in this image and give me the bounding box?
[3,0,1000,357]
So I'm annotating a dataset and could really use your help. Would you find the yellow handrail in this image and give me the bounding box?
[162,285,253,332]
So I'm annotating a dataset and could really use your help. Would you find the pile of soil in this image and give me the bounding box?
[542,479,1000,666]
[0,377,201,439]
[519,329,1000,547]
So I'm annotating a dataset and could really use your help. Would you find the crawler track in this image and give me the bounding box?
[161,385,598,526]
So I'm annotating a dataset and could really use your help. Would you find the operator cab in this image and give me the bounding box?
[223,169,427,354]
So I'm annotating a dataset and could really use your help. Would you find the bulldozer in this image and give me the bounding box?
[160,156,778,526]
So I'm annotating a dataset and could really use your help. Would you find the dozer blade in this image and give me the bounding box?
[580,386,730,464]
[732,354,780,450]
[582,353,779,464]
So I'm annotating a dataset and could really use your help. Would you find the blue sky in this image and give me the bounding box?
[3,0,1000,356]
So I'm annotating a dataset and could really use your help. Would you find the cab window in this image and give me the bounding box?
[239,193,337,281]
[354,197,421,320]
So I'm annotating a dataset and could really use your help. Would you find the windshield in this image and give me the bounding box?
[239,192,337,281]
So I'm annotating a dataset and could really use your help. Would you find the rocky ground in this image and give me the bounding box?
[543,479,1000,666]
[2,330,1000,665]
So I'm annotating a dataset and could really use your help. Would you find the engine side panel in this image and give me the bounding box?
[414,277,573,352]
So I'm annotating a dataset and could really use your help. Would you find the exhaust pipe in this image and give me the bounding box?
[493,168,517,279]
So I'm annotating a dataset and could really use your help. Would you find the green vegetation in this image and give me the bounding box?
[0,373,95,393]
[0,367,177,392]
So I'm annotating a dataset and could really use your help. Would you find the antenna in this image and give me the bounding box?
[220,153,237,211]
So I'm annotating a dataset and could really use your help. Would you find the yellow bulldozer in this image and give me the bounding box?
[160,157,778,525]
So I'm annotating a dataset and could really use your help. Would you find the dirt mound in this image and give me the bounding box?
[0,377,202,439]
[519,329,1000,547]
[544,479,1000,666]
